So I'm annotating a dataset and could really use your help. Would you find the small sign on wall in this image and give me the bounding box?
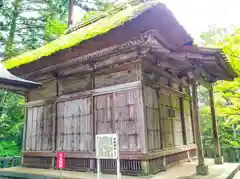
[96,134,119,159]
[96,134,121,179]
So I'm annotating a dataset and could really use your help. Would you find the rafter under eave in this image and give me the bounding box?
[145,44,237,82]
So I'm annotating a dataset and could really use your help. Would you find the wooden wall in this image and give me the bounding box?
[25,104,53,151]
[184,98,194,144]
[95,63,140,89]
[28,80,57,101]
[25,52,142,152]
[142,61,194,151]
[56,97,93,151]
[95,88,142,151]
[58,74,92,95]
[144,86,162,151]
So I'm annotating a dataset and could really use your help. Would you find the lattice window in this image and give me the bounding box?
[25,104,53,151]
[56,97,92,151]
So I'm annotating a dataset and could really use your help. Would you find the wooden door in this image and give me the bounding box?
[25,104,53,151]
[56,97,92,151]
[94,89,141,151]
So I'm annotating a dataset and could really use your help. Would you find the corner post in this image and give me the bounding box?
[209,83,224,164]
[51,72,59,168]
[190,73,209,175]
[21,95,28,166]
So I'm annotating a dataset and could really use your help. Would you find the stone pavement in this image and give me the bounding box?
[0,159,239,179]
[151,159,240,179]
[232,171,240,179]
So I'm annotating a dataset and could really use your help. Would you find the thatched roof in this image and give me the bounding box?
[4,1,159,69]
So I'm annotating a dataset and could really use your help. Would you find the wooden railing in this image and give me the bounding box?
[204,147,240,163]
[0,156,21,168]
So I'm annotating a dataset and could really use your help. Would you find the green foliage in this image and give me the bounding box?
[3,0,159,69]
[0,141,21,157]
[0,0,121,158]
[45,18,67,40]
[200,26,240,148]
[0,90,24,157]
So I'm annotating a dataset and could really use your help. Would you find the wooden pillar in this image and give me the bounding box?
[179,87,187,145]
[21,96,28,166]
[191,76,209,175]
[51,74,59,168]
[209,83,224,164]
[188,86,195,143]
[140,84,150,175]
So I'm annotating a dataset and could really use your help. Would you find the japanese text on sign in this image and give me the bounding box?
[57,152,65,169]
[96,134,119,159]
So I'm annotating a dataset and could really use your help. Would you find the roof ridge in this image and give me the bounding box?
[64,0,146,35]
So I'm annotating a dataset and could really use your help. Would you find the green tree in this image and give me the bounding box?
[200,26,240,147]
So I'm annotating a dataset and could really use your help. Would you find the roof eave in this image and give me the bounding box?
[0,62,41,89]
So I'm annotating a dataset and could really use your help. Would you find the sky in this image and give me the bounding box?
[161,0,240,41]
[73,0,240,41]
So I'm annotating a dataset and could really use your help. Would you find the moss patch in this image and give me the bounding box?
[4,1,159,69]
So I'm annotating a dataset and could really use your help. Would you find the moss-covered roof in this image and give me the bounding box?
[4,1,159,69]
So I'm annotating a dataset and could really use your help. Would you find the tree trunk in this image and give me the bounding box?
[68,0,74,28]
[4,0,21,60]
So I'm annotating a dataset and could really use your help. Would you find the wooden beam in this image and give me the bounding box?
[24,98,55,107]
[56,81,141,103]
[57,51,138,77]
[141,59,185,87]
[23,41,141,79]
[149,46,216,61]
[22,143,196,160]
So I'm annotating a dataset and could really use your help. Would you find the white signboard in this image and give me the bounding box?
[96,133,119,159]
[96,134,121,179]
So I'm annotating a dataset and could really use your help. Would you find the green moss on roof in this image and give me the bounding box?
[4,1,159,69]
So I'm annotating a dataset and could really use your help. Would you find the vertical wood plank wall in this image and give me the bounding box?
[25,87,143,152]
[143,83,193,151]
[144,86,162,151]
[184,98,194,144]
[23,53,196,175]
[95,89,142,151]
[56,97,92,151]
[25,104,53,151]
[25,86,194,153]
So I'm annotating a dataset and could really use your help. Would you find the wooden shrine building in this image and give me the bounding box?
[4,1,238,176]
